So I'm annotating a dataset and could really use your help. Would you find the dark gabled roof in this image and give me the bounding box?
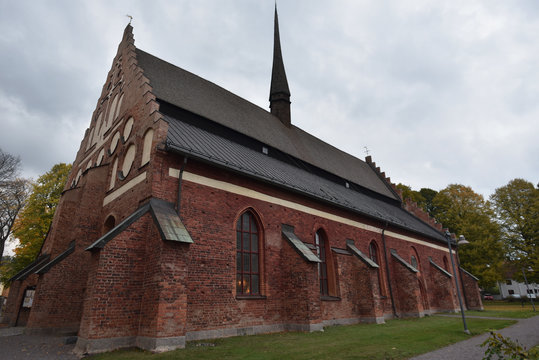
[346,240,379,268]
[135,48,398,200]
[282,224,321,263]
[87,198,193,251]
[35,241,75,275]
[164,113,447,244]
[390,249,419,273]
[9,254,50,282]
[429,257,452,278]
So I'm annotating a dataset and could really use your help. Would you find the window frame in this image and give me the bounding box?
[314,229,338,299]
[369,241,386,297]
[235,210,263,298]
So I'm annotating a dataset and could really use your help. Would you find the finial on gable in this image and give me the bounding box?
[269,5,291,127]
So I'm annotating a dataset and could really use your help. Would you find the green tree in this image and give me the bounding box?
[432,184,504,288]
[490,179,539,283]
[0,163,71,285]
[396,183,426,205]
[418,188,438,215]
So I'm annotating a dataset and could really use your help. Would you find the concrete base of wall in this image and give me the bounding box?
[75,336,136,356]
[321,316,385,327]
[185,322,324,342]
[73,315,395,355]
[137,335,186,353]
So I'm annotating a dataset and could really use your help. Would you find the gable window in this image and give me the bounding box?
[369,241,385,296]
[236,211,260,296]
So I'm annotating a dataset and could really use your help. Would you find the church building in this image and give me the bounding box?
[2,10,482,354]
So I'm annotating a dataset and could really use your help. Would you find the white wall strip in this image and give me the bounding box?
[103,171,147,206]
[170,169,448,253]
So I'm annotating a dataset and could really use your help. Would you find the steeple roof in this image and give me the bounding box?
[269,6,290,99]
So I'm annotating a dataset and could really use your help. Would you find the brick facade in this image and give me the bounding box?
[2,23,482,354]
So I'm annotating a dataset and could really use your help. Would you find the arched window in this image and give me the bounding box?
[411,247,420,271]
[315,230,329,295]
[369,242,378,265]
[369,241,385,296]
[103,215,116,234]
[236,211,260,296]
[141,128,154,166]
[315,229,337,297]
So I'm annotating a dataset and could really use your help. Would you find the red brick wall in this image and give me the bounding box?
[25,165,108,333]
[460,270,483,310]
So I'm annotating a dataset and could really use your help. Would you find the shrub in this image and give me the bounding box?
[481,332,538,359]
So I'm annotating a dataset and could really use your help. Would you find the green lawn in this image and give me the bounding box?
[89,316,515,360]
[467,300,538,319]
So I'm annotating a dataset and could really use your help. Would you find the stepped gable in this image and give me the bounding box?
[365,155,447,236]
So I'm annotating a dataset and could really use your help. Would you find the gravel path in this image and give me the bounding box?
[0,329,78,360]
[411,315,539,360]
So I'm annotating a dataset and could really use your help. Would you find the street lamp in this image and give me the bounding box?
[456,235,470,309]
[521,267,536,312]
[445,230,471,334]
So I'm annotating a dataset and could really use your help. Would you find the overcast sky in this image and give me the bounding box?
[1,0,538,201]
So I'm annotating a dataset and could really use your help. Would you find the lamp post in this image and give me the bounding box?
[456,235,470,309]
[521,267,536,312]
[445,230,470,334]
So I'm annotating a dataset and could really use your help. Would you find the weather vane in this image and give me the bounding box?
[363,146,370,156]
[126,15,133,25]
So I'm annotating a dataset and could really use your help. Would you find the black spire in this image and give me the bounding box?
[269,5,291,126]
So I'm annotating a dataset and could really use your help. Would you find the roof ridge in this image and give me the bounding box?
[135,47,400,201]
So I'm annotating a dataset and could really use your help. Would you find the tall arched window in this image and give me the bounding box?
[315,230,329,295]
[411,247,420,271]
[103,215,116,234]
[236,211,260,296]
[369,241,385,296]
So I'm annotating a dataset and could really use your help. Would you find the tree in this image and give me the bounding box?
[396,183,425,205]
[0,148,29,262]
[396,184,438,217]
[490,179,539,282]
[432,184,504,288]
[0,163,71,284]
[418,188,438,215]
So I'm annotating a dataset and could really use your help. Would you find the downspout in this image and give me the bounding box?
[381,222,398,318]
[176,157,188,216]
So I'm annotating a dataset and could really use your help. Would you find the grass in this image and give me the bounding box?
[467,300,538,319]
[88,316,515,360]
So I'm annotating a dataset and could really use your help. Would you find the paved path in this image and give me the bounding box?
[0,327,77,360]
[411,315,539,360]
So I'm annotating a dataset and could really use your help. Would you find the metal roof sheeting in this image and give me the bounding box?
[135,48,398,200]
[165,114,447,244]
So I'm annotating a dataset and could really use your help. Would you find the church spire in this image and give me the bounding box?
[269,5,291,126]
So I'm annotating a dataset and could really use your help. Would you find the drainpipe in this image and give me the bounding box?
[381,222,398,318]
[176,157,188,215]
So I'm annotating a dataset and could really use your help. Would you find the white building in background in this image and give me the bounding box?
[498,279,539,299]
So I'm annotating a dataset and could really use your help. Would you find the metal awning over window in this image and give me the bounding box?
[281,224,321,263]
